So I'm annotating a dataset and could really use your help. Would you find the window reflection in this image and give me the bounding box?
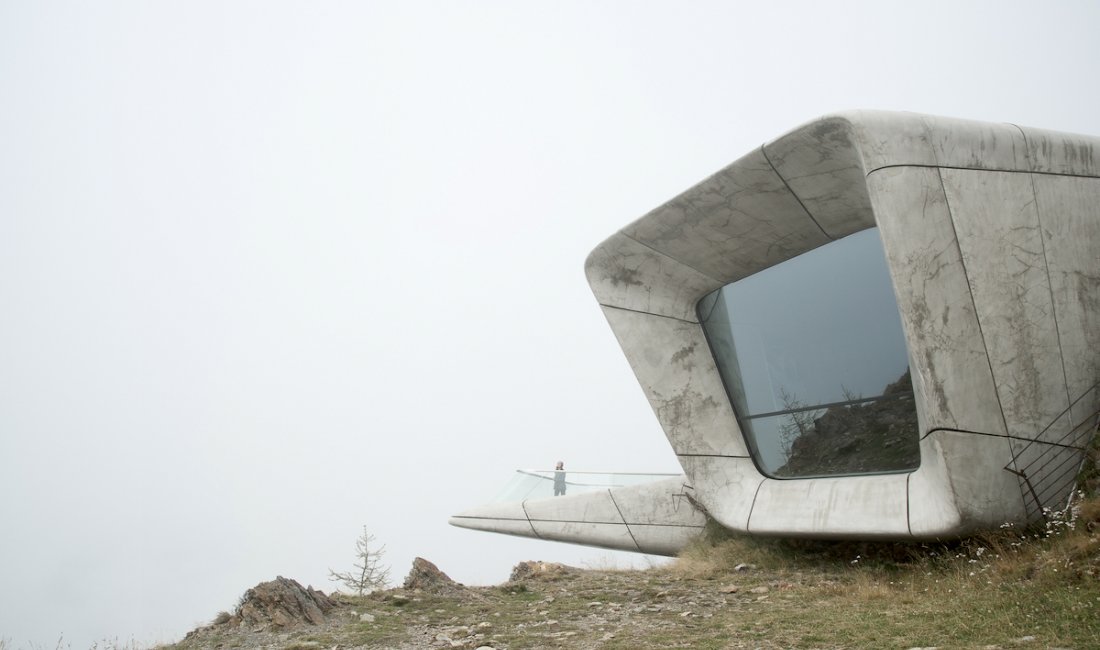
[698,228,920,478]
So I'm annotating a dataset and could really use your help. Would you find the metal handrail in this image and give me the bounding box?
[517,469,681,476]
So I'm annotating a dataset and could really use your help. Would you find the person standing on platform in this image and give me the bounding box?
[553,461,566,496]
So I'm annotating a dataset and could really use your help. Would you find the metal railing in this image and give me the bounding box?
[492,469,681,503]
[1005,382,1099,522]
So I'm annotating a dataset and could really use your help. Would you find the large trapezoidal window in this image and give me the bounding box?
[698,228,920,478]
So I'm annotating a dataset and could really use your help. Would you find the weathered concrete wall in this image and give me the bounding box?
[452,112,1099,553]
[586,111,1100,540]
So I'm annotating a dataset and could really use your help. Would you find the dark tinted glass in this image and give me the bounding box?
[698,228,920,477]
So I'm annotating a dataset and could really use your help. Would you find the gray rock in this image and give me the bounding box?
[230,576,337,630]
[509,560,574,582]
[405,557,460,593]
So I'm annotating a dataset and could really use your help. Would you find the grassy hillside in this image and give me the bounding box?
[166,491,1100,650]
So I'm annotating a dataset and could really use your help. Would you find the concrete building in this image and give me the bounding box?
[450,111,1100,555]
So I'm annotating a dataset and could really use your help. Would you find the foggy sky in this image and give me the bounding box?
[2,1,1099,647]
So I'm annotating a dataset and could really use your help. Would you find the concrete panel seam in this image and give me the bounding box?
[866,163,1100,181]
[918,115,944,170]
[744,477,768,533]
[698,292,722,322]
[760,144,832,240]
[524,518,624,525]
[619,231,725,284]
[523,518,703,529]
[530,520,703,529]
[935,166,1014,444]
[676,453,751,459]
[905,472,913,537]
[519,500,543,539]
[599,303,700,325]
[1014,123,1076,415]
[921,426,1089,450]
[606,489,643,553]
[1008,122,1035,174]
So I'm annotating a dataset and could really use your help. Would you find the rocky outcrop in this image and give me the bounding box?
[509,561,575,582]
[228,576,337,629]
[403,557,460,592]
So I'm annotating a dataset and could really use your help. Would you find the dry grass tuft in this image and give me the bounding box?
[670,490,1100,648]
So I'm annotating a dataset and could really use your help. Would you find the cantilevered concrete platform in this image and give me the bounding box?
[449,472,704,555]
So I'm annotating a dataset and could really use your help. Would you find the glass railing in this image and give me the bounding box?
[492,470,682,503]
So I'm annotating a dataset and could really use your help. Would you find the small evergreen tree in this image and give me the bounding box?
[329,526,389,595]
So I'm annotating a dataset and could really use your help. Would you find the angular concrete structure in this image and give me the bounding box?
[452,111,1100,554]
